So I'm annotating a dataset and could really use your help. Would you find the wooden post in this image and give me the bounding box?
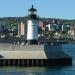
[41,60,43,66]
[18,59,20,66]
[8,59,10,66]
[27,59,29,66]
[22,59,24,66]
[36,59,38,66]
[13,59,15,65]
[3,60,5,66]
[32,59,34,66]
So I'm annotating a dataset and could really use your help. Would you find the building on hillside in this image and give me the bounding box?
[69,26,75,39]
[0,22,5,32]
[61,24,67,31]
[45,23,59,32]
[45,24,55,32]
[39,20,45,31]
[18,22,26,36]
[69,29,75,39]
[54,24,59,31]
[0,22,7,38]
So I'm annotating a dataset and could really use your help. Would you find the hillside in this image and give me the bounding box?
[0,17,75,27]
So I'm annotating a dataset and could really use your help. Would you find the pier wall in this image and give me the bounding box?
[0,59,72,67]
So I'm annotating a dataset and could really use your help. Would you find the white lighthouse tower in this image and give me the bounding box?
[27,5,39,44]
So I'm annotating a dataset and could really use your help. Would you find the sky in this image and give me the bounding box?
[0,0,75,19]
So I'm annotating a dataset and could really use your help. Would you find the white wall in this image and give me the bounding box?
[27,20,38,40]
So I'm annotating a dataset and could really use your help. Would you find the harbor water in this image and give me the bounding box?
[0,43,75,75]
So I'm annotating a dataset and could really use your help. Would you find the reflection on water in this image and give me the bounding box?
[0,66,74,75]
[0,67,48,73]
[0,44,75,75]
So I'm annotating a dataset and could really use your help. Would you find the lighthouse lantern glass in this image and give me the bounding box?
[28,11,37,15]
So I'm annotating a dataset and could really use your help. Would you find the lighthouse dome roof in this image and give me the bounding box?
[28,5,37,11]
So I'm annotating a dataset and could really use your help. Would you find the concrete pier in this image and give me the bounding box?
[0,44,72,66]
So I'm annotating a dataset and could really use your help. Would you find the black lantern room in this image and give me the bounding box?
[28,5,37,19]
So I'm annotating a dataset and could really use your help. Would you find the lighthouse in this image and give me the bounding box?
[27,5,39,44]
